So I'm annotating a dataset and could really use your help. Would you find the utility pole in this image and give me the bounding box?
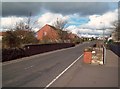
[100,21,106,64]
[100,22,105,44]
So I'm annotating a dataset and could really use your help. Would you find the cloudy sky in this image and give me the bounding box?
[1,2,119,37]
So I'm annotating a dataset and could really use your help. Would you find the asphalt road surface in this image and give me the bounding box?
[2,41,96,87]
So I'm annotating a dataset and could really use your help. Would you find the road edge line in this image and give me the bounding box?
[44,54,83,89]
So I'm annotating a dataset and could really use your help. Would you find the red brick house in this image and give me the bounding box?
[36,24,80,43]
[66,32,80,43]
[37,24,60,43]
[67,32,79,39]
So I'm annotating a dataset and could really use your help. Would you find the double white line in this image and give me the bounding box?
[44,54,83,89]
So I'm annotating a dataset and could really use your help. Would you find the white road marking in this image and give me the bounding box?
[24,65,34,70]
[44,54,83,89]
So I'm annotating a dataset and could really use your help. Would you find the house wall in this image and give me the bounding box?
[37,24,60,42]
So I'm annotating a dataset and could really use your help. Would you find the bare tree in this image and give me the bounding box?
[53,18,67,30]
[112,20,120,41]
[52,18,68,42]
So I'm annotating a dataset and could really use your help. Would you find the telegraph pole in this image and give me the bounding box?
[100,21,106,64]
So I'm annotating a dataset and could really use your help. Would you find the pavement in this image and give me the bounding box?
[50,49,118,87]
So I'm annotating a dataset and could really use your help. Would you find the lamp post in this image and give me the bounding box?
[100,22,105,44]
[100,21,106,65]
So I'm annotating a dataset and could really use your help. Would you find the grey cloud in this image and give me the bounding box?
[2,2,43,16]
[2,2,117,17]
[44,2,116,15]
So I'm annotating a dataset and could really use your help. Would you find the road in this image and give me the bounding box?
[2,41,96,87]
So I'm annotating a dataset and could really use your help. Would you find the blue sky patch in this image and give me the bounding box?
[66,17,90,27]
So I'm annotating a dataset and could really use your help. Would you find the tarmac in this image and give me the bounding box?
[51,49,119,88]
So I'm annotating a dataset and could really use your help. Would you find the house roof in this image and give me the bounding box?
[37,24,58,32]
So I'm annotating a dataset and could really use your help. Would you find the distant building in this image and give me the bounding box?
[67,32,79,39]
[111,31,118,41]
[37,24,60,43]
